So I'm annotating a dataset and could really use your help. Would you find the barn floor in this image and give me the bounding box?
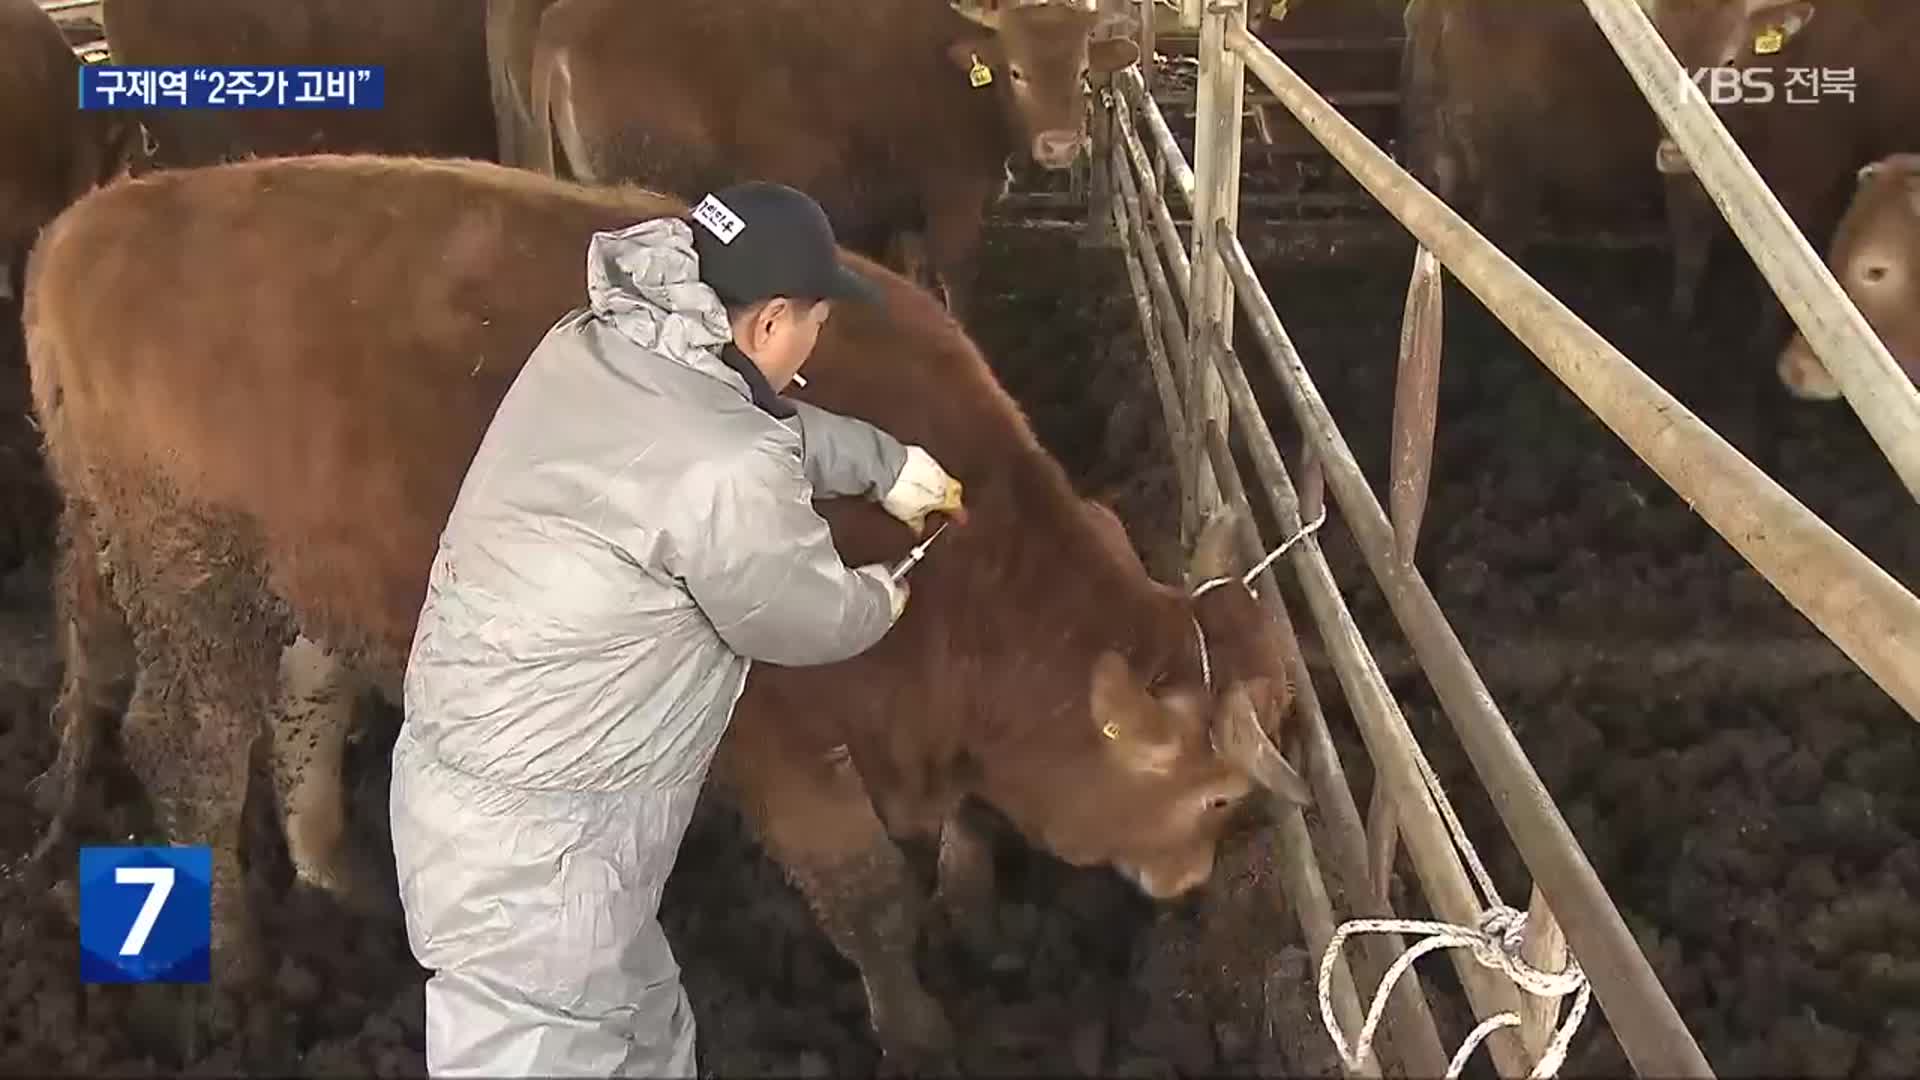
[1,216,1917,1077]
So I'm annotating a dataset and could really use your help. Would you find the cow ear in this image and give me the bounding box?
[1748,1,1814,50]
[1090,651,1183,773]
[1088,37,1140,73]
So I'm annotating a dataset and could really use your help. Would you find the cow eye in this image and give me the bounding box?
[1862,265,1890,284]
[1206,793,1235,811]
[1010,65,1028,83]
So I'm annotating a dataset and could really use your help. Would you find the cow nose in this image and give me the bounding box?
[1655,138,1691,175]
[1032,130,1083,169]
[1777,335,1844,401]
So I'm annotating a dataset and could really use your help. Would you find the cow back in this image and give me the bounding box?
[524,0,1014,244]
[25,155,1098,679]
[26,156,674,658]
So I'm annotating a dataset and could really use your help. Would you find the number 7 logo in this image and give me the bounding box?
[114,865,175,956]
[79,846,212,984]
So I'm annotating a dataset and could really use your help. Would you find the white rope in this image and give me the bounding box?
[1188,507,1327,692]
[1315,693,1594,1077]
[1179,504,1590,1074]
[1192,505,1328,599]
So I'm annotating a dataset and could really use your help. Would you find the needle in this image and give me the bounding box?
[888,520,950,581]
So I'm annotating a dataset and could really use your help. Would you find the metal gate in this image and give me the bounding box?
[1087,0,1920,1076]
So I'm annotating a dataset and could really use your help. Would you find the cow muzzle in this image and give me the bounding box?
[1777,332,1844,401]
[1655,137,1692,176]
[1032,130,1085,170]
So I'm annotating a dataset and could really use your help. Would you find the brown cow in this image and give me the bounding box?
[2,0,134,303]
[504,0,1140,317]
[1399,0,1664,256]
[101,0,496,169]
[1,0,134,572]
[1776,154,1920,399]
[19,154,1308,1062]
[1653,0,1920,337]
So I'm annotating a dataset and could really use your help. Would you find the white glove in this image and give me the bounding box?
[880,445,965,535]
[856,563,910,621]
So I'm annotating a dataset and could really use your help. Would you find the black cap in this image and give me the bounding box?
[688,181,881,308]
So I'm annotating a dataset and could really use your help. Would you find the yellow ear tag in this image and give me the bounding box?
[1100,721,1120,740]
[1753,24,1785,54]
[968,54,994,88]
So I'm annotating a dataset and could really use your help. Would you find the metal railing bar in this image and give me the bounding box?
[1112,107,1454,1074]
[1214,212,1714,1078]
[1198,415,1383,1080]
[1191,307,1536,1077]
[1113,95,1194,307]
[1111,149,1196,484]
[1110,131,1206,526]
[1118,67,1197,208]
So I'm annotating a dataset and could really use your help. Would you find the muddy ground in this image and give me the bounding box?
[2,206,1918,1078]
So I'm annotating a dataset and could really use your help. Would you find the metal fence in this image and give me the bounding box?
[1094,0,1920,1075]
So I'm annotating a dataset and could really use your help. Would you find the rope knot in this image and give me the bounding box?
[1471,904,1529,973]
[1471,905,1589,1000]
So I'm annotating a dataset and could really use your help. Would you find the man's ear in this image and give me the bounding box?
[755,297,794,340]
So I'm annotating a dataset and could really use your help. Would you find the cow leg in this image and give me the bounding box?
[1664,174,1719,325]
[932,803,999,956]
[271,636,396,919]
[923,178,996,322]
[886,230,941,299]
[720,737,956,1064]
[118,657,269,985]
[1472,126,1538,256]
[106,520,288,994]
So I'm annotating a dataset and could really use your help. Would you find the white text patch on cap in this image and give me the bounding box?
[691,194,746,245]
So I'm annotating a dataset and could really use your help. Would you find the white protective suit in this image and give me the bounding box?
[390,217,925,1077]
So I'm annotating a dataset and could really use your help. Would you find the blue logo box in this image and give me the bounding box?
[78,65,385,110]
[78,845,213,985]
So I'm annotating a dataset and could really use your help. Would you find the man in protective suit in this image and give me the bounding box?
[389,181,967,1077]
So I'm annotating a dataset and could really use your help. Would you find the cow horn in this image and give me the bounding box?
[1211,682,1313,806]
[1187,506,1243,585]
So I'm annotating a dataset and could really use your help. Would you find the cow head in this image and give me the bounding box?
[1652,0,1817,175]
[947,0,1141,170]
[986,510,1311,902]
[1777,154,1920,399]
